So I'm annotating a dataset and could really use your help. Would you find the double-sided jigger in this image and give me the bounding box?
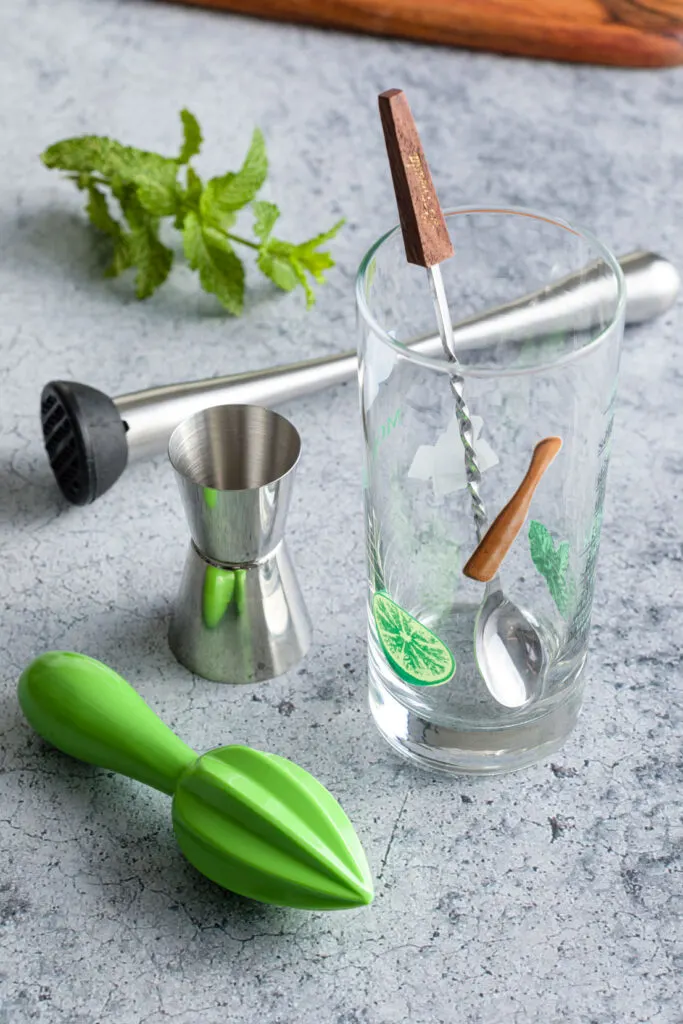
[168,404,311,683]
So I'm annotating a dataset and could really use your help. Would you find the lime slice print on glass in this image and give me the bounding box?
[372,591,455,687]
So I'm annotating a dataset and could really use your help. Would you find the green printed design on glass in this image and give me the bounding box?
[369,408,403,462]
[528,520,573,616]
[373,591,455,687]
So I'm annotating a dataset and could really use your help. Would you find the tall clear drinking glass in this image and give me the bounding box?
[357,207,625,775]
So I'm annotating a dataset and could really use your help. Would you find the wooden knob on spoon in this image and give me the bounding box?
[378,88,454,268]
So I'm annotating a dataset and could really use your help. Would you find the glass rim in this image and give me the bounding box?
[355,205,627,379]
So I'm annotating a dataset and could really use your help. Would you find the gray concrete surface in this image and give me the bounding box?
[0,2,681,1021]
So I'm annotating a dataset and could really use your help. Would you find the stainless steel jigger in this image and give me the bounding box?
[167,405,311,684]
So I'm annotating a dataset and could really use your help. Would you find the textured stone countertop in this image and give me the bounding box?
[1,2,681,1022]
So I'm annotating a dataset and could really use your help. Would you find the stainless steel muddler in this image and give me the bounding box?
[40,250,679,506]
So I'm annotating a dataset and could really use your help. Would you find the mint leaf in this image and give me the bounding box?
[42,136,124,175]
[202,128,267,216]
[42,113,343,312]
[289,255,315,307]
[256,218,344,306]
[42,136,180,217]
[295,246,335,282]
[199,182,237,233]
[105,234,134,279]
[129,227,173,299]
[85,184,134,278]
[174,165,203,228]
[529,520,573,617]
[228,126,267,204]
[257,247,299,293]
[185,166,203,206]
[178,109,202,164]
[182,211,244,314]
[135,166,179,218]
[85,183,121,238]
[295,218,345,251]
[119,192,173,299]
[252,200,279,241]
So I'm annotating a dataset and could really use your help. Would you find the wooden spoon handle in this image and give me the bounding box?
[378,88,454,268]
[463,436,563,582]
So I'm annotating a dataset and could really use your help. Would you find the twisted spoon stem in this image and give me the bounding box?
[428,265,488,543]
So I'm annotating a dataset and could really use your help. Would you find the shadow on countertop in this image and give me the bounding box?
[0,458,68,528]
[4,204,309,321]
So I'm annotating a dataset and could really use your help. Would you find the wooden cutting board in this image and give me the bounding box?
[171,0,683,66]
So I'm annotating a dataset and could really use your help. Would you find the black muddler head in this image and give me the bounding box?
[40,381,128,506]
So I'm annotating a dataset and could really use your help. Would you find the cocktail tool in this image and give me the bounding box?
[377,86,552,709]
[40,250,678,505]
[466,438,563,709]
[18,651,373,910]
[167,404,311,684]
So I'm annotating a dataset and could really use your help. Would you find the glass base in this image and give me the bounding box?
[368,663,585,776]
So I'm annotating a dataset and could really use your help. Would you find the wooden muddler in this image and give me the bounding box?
[378,89,454,268]
[463,436,563,582]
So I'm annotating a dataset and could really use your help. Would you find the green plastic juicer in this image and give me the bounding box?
[18,652,374,911]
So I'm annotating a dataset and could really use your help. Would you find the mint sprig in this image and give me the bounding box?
[41,109,343,313]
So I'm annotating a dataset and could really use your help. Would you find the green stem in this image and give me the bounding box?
[67,174,110,188]
[225,232,260,251]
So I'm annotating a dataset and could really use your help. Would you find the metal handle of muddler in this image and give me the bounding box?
[40,251,679,505]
